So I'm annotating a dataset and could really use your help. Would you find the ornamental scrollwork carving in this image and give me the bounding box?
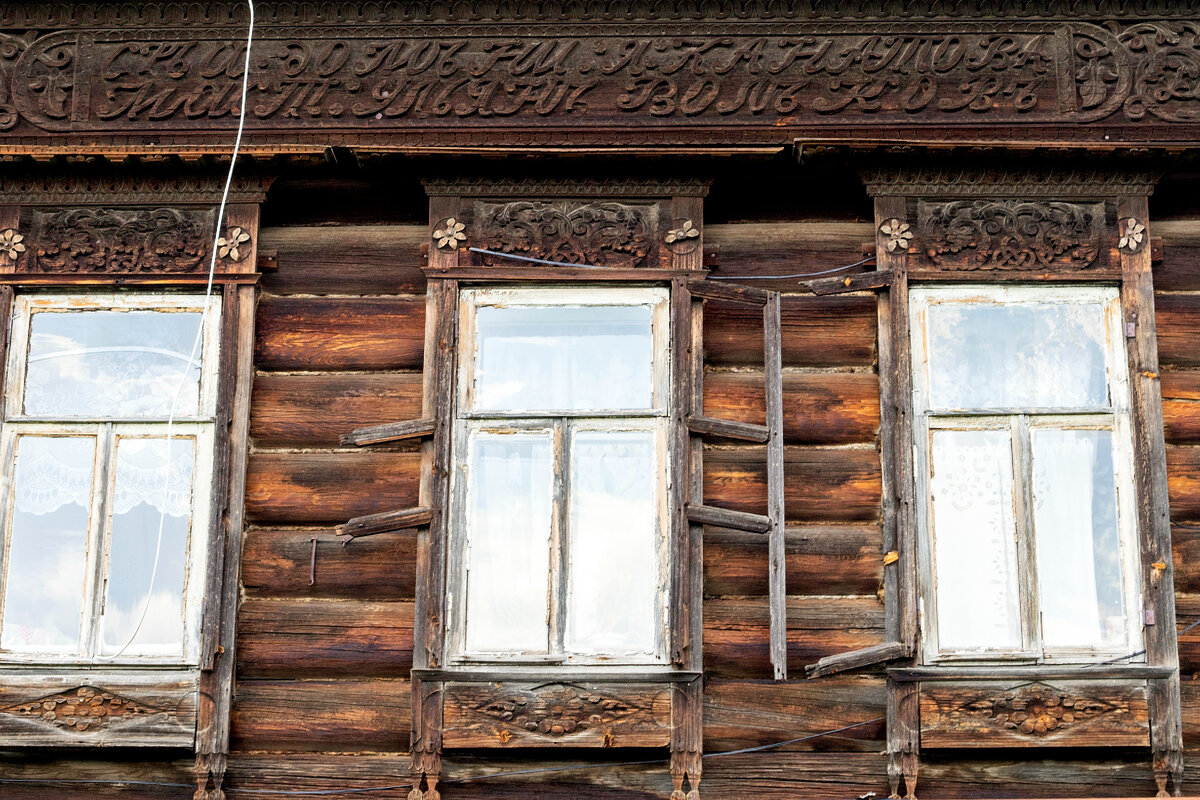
[0,20,1198,144]
[476,200,654,268]
[917,200,1104,270]
[16,207,213,273]
[471,685,643,738]
[939,684,1124,738]
[0,686,163,733]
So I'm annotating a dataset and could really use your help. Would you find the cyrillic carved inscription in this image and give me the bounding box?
[1,22,1198,134]
[475,200,655,267]
[917,200,1105,270]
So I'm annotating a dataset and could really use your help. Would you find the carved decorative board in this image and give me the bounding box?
[919,681,1150,748]
[442,681,673,748]
[0,674,197,747]
[1,5,1199,152]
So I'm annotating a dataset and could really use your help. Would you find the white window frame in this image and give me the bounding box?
[910,284,1144,665]
[0,293,221,667]
[446,285,672,667]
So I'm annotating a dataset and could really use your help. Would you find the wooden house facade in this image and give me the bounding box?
[0,2,1197,798]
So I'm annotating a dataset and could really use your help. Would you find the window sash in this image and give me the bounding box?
[0,293,220,668]
[448,286,672,667]
[0,421,213,665]
[910,286,1143,663]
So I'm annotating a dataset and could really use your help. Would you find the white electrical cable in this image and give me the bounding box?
[100,0,255,661]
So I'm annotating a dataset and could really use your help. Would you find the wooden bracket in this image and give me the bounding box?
[805,641,907,679]
[805,269,893,296]
[337,506,434,540]
[193,752,227,800]
[342,418,436,446]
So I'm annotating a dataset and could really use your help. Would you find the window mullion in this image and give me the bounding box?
[82,422,114,662]
[1011,414,1041,658]
[550,418,568,658]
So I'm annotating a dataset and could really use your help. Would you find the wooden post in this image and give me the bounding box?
[874,193,920,799]
[1119,196,1184,798]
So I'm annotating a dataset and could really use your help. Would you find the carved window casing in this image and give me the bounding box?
[0,168,266,800]
[861,166,1184,799]
[337,178,785,800]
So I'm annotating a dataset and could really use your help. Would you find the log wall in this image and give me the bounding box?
[217,183,1200,797]
[7,174,1195,799]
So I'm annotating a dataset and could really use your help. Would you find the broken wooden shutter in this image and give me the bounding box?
[685,280,787,681]
[337,420,435,539]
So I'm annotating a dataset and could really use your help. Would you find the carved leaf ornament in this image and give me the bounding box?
[477,201,652,267]
[948,684,1120,738]
[920,200,1102,270]
[1,686,161,732]
[472,685,642,737]
[24,207,211,273]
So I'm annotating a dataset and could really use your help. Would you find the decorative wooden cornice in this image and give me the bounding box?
[423,178,711,198]
[0,9,1198,154]
[0,166,275,206]
[862,166,1162,198]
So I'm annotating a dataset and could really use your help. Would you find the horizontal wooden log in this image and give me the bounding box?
[919,681,1149,748]
[704,371,879,445]
[251,373,422,449]
[687,503,771,533]
[338,506,433,538]
[1183,678,1200,746]
[1155,293,1200,368]
[1175,522,1200,596]
[704,596,884,679]
[705,525,882,597]
[1163,370,1200,444]
[806,269,891,296]
[687,414,770,443]
[706,222,874,293]
[342,418,435,446]
[1154,220,1200,292]
[258,225,428,295]
[237,598,413,678]
[704,295,876,368]
[703,676,885,752]
[216,749,1200,799]
[705,446,881,523]
[230,679,410,752]
[805,641,906,679]
[0,754,194,800]
[255,296,425,371]
[242,527,417,600]
[246,451,421,524]
[1167,445,1200,521]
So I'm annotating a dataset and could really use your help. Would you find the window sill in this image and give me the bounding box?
[888,663,1172,682]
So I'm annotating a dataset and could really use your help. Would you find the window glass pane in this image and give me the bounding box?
[473,305,654,412]
[929,429,1022,651]
[99,437,194,657]
[463,432,553,654]
[1031,429,1127,650]
[924,301,1109,410]
[566,430,659,656]
[24,309,205,418]
[1,435,94,653]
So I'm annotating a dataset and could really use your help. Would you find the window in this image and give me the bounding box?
[448,286,671,665]
[0,293,220,665]
[910,285,1142,662]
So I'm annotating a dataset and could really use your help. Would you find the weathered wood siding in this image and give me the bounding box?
[229,190,1196,797]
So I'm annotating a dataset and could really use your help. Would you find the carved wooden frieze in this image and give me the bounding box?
[0,15,1199,149]
[442,681,673,748]
[474,200,656,268]
[916,199,1106,271]
[3,207,215,274]
[919,681,1150,748]
[0,675,196,747]
[0,686,163,733]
